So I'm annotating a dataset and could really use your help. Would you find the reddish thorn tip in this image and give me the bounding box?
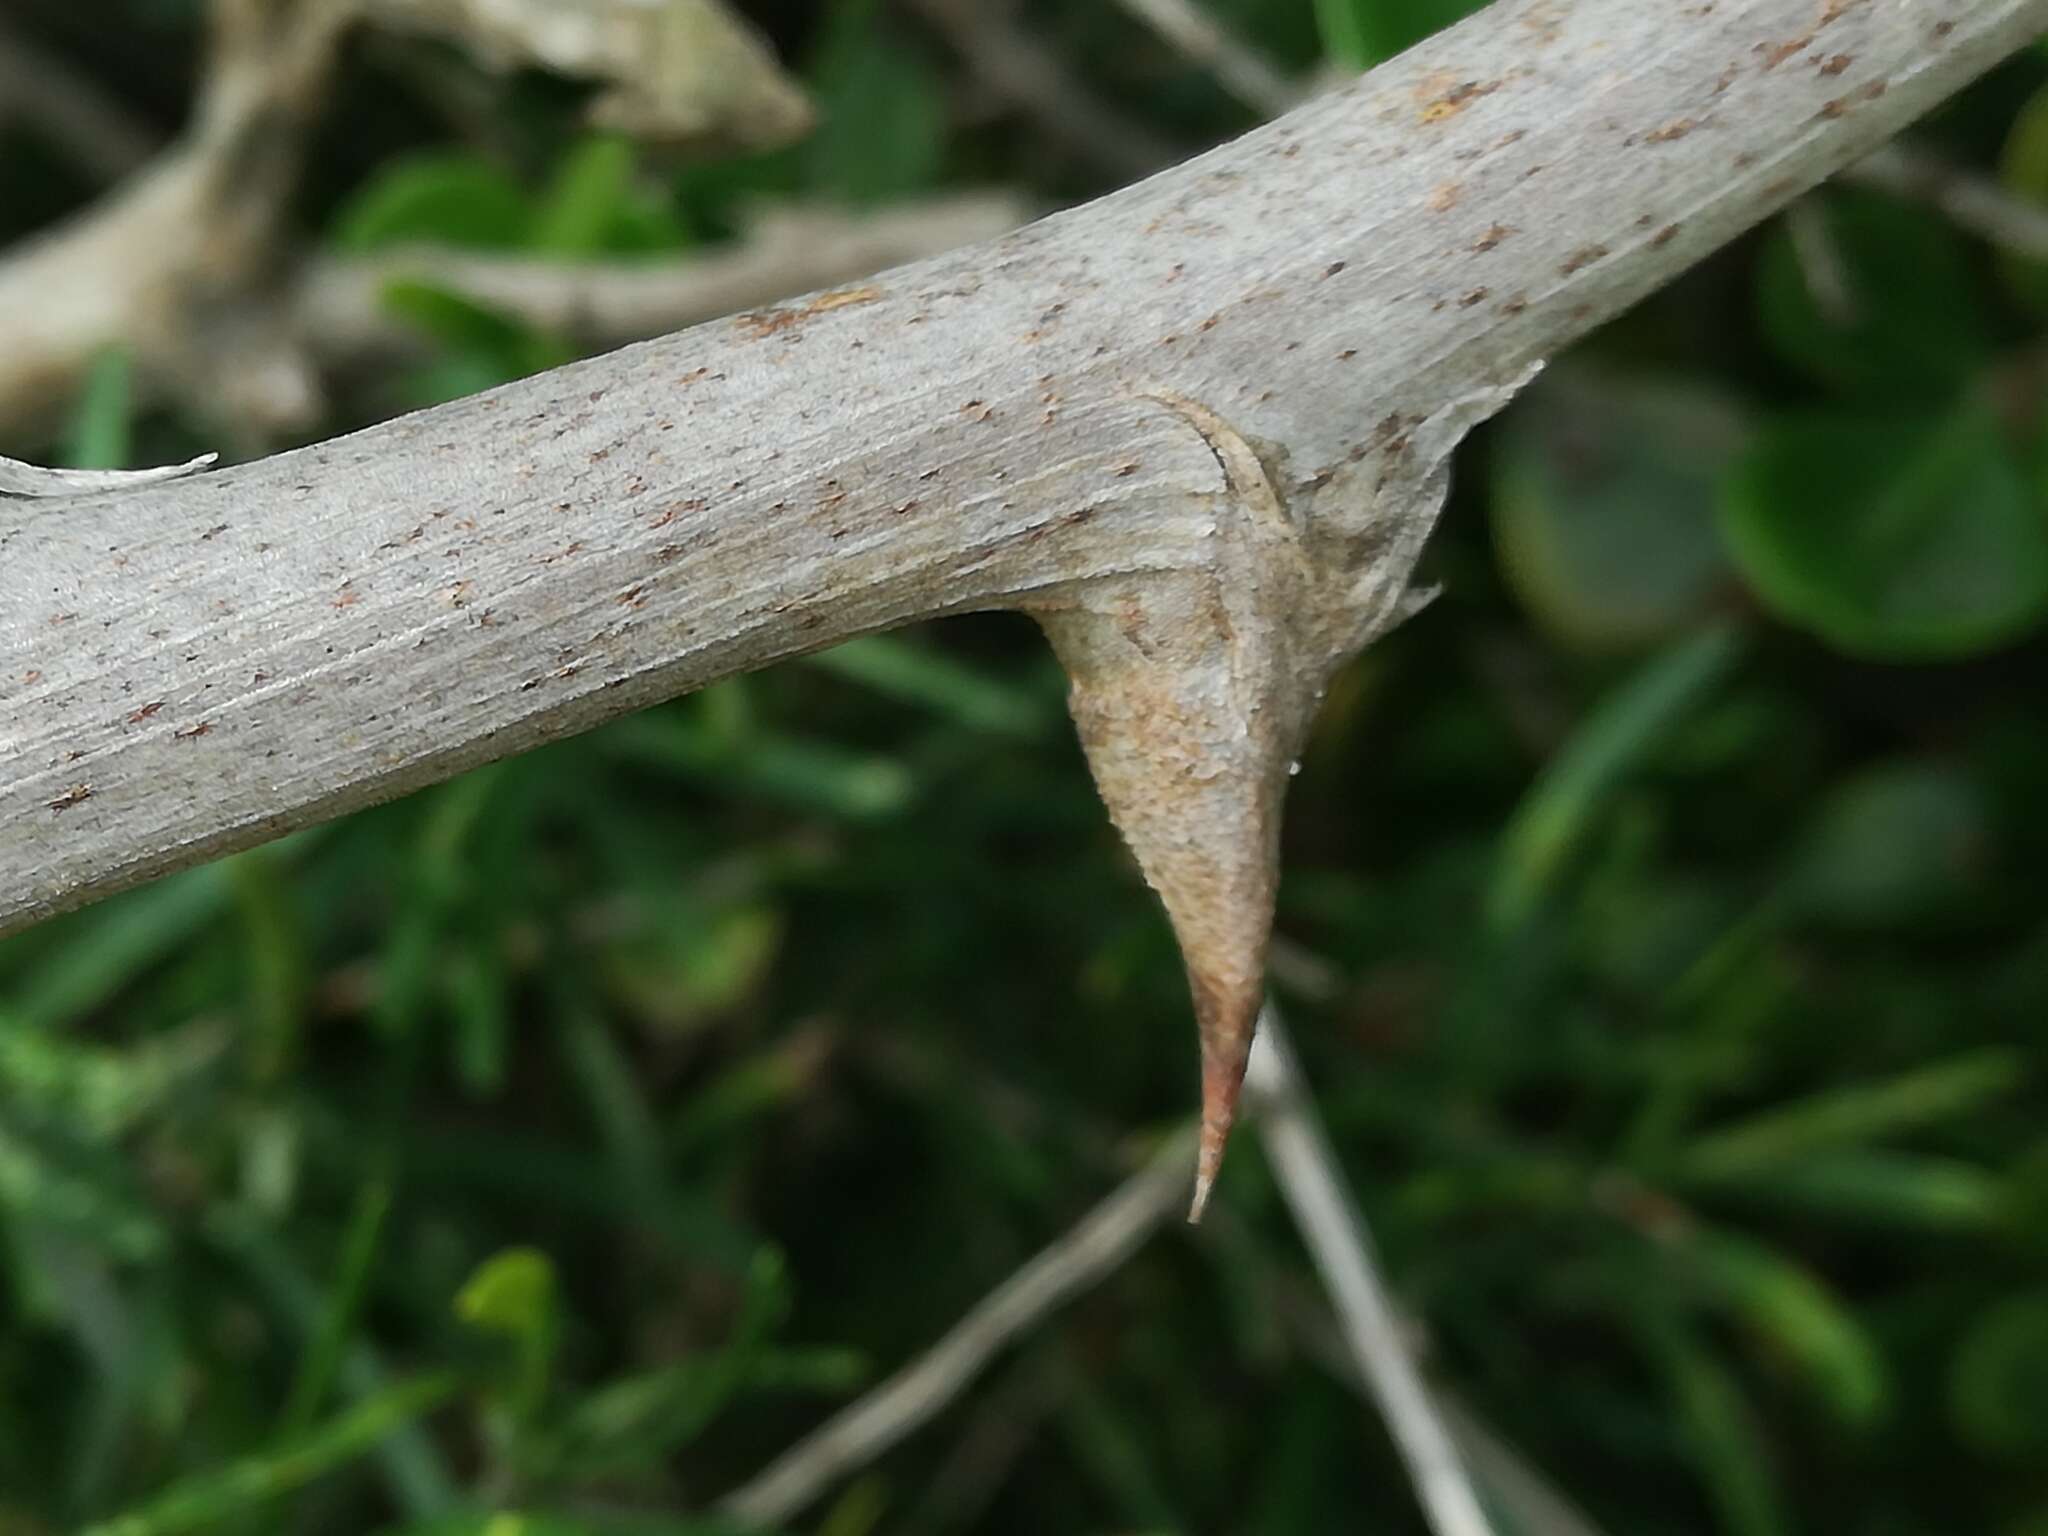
[1188,1042,1247,1224]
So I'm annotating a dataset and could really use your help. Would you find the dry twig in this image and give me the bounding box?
[301,196,1032,365]
[1109,0,1300,116]
[714,1128,1196,1527]
[905,0,1177,178]
[1848,140,2048,259]
[1245,1008,1494,1536]
[0,0,815,442]
[0,18,157,180]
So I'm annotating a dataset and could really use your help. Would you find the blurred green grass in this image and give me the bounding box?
[4,2,2048,1533]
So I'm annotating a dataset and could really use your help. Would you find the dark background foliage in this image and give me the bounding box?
[4,2,2048,1533]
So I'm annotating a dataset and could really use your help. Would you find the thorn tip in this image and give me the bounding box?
[1188,1163,1216,1224]
[1187,1019,1250,1224]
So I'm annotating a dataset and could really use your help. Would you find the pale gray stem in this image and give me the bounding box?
[1245,1006,1494,1536]
[5,0,2044,936]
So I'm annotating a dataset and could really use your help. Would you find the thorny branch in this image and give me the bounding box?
[6,0,2048,1207]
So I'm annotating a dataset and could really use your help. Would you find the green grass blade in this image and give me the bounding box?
[66,346,134,470]
[1487,624,1741,932]
[281,1177,395,1435]
[1677,1049,2027,1182]
[80,1373,459,1536]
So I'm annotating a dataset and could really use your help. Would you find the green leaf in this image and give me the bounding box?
[551,1249,793,1477]
[66,347,134,471]
[1677,1049,2027,1182]
[375,281,571,396]
[1491,375,1739,652]
[803,636,1049,738]
[602,708,916,820]
[377,1514,763,1536]
[1720,405,2048,659]
[1949,1293,2048,1458]
[1755,189,1990,398]
[334,155,529,251]
[532,136,636,255]
[1781,761,1987,929]
[1682,1230,1890,1428]
[1639,1317,1795,1536]
[455,1248,559,1418]
[228,847,310,1083]
[447,943,512,1098]
[282,1178,395,1435]
[1313,0,1483,68]
[0,1018,225,1144]
[79,1374,458,1536]
[1487,624,1741,930]
[1690,1151,2003,1233]
[530,136,683,256]
[1997,83,2048,311]
[5,865,232,1030]
[0,1132,162,1266]
[455,1248,557,1344]
[806,2,947,205]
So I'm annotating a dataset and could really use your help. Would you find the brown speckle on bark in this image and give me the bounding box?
[1473,223,1517,252]
[1561,243,1609,274]
[1417,74,1501,122]
[127,702,164,723]
[1758,36,1806,69]
[49,784,92,813]
[735,284,883,339]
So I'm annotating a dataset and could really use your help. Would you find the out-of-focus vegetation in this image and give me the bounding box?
[4,2,2048,1533]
